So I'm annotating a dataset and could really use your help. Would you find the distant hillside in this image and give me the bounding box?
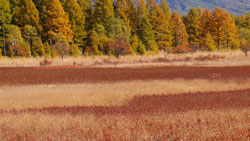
[155,0,250,15]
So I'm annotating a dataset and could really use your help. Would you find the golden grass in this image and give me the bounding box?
[1,79,250,110]
[0,108,250,140]
[0,50,249,67]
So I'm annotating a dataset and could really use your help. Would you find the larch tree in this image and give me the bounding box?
[171,11,188,48]
[148,0,172,51]
[6,25,30,57]
[115,0,137,33]
[184,8,200,48]
[94,0,114,34]
[197,6,203,17]
[223,11,239,50]
[136,0,155,50]
[199,8,212,44]
[18,0,42,32]
[160,0,171,21]
[44,0,73,43]
[0,0,12,56]
[210,7,227,49]
[63,0,86,47]
[9,0,21,25]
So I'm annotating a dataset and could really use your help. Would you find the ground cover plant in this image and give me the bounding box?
[0,65,250,140]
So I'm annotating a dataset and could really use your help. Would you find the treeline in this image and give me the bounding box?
[0,0,247,58]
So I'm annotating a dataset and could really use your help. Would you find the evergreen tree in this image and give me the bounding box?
[18,0,42,32]
[171,11,188,48]
[94,0,114,34]
[44,0,73,43]
[0,0,12,56]
[79,0,95,35]
[63,0,86,47]
[148,0,172,51]
[184,8,200,48]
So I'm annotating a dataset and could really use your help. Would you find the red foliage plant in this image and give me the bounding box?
[108,36,131,58]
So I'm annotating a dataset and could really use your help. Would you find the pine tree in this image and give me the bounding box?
[136,0,155,50]
[0,0,12,56]
[148,0,172,51]
[184,8,200,48]
[171,11,188,48]
[18,0,42,32]
[94,0,114,34]
[63,0,86,47]
[44,0,73,43]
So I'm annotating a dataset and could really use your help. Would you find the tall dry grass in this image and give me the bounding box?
[0,50,249,67]
[0,108,250,140]
[1,79,250,110]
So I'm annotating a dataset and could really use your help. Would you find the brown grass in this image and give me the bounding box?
[1,79,250,110]
[0,50,249,67]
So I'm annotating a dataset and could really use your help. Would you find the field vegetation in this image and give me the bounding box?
[0,66,250,139]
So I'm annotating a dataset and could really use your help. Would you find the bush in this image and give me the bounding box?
[9,47,14,58]
[51,33,70,58]
[71,44,80,58]
[137,40,146,55]
[108,36,131,58]
[173,46,192,54]
[240,41,250,56]
[44,41,51,58]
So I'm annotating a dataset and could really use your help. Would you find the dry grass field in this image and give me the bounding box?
[0,50,249,67]
[1,51,250,140]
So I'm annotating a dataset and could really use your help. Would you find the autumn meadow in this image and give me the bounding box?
[1,0,250,139]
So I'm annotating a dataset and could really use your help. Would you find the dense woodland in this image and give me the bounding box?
[0,0,249,58]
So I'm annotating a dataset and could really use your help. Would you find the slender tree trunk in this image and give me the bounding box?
[217,26,220,50]
[2,22,6,56]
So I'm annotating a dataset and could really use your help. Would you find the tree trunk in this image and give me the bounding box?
[2,23,6,56]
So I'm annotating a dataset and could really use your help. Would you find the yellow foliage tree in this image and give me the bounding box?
[171,11,188,48]
[44,0,73,43]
